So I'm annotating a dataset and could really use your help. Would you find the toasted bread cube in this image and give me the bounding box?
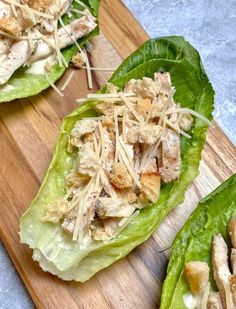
[184,261,209,294]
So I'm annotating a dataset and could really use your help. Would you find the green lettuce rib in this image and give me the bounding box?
[0,0,100,103]
[160,173,236,309]
[20,36,215,282]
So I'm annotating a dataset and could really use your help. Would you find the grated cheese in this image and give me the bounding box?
[60,71,75,91]
[10,2,17,16]
[58,17,82,52]
[118,140,141,188]
[82,48,93,89]
[87,93,135,99]
[70,8,86,15]
[114,108,119,163]
[166,107,211,126]
[111,210,140,240]
[122,110,127,144]
[74,0,88,9]
[45,74,64,97]
[119,93,143,123]
[166,119,191,139]
[80,66,116,72]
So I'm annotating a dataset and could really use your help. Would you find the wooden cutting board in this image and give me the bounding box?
[0,0,235,308]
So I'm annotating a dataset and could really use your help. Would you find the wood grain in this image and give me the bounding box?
[0,0,235,308]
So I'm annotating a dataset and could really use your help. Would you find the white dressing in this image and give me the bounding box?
[26,55,56,75]
[0,83,15,93]
[183,293,198,309]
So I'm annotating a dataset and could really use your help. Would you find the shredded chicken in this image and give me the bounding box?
[159,129,181,183]
[228,216,236,248]
[207,292,223,309]
[212,235,232,309]
[0,0,97,85]
[231,249,236,274]
[44,72,201,245]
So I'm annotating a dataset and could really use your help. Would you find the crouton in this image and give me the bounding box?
[140,172,160,203]
[184,261,209,294]
[0,16,22,37]
[136,97,152,120]
[121,188,137,204]
[207,292,223,309]
[109,162,133,189]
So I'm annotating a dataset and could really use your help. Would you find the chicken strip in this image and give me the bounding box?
[29,11,97,62]
[230,275,236,307]
[231,248,236,274]
[207,292,223,309]
[96,197,135,218]
[0,39,31,85]
[212,234,232,309]
[0,1,11,18]
[228,215,236,249]
[159,129,181,183]
[154,72,172,95]
[127,123,163,145]
[0,35,12,59]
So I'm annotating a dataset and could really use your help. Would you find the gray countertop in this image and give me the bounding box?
[0,1,235,308]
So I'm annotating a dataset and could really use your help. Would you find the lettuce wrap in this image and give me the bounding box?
[160,173,236,308]
[0,0,100,103]
[20,36,215,282]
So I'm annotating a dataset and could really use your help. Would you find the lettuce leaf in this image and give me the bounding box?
[160,173,236,309]
[20,36,215,282]
[0,0,100,103]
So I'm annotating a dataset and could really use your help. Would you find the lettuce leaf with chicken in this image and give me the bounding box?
[0,0,100,103]
[160,173,236,309]
[20,36,215,282]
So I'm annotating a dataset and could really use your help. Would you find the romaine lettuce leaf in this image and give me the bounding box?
[160,173,236,309]
[20,36,215,282]
[0,0,100,103]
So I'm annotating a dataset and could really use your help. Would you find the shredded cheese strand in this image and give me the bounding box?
[60,71,75,91]
[87,93,135,99]
[70,8,86,15]
[114,108,119,163]
[166,120,191,138]
[118,141,141,188]
[45,74,64,97]
[166,107,211,125]
[74,0,88,9]
[82,48,93,89]
[80,66,116,72]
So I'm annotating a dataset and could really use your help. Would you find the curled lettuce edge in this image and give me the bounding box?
[0,0,100,103]
[160,173,236,309]
[20,36,215,282]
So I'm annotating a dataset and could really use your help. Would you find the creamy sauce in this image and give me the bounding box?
[183,293,197,309]
[26,55,56,75]
[0,83,15,93]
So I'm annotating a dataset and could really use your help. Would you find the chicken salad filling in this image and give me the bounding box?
[44,72,210,247]
[184,215,236,309]
[0,0,97,85]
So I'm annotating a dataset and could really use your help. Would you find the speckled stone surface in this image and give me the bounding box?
[0,1,235,308]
